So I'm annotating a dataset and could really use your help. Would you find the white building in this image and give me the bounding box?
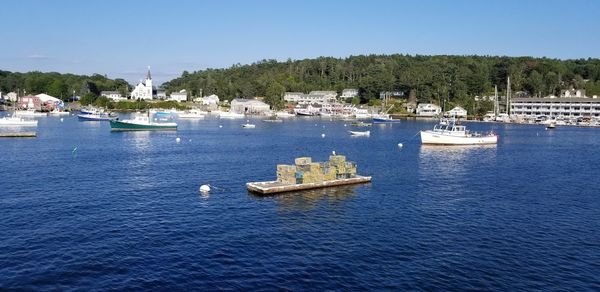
[6,92,18,102]
[230,98,270,114]
[156,89,167,100]
[283,91,337,104]
[196,94,219,105]
[446,106,468,117]
[416,103,442,117]
[511,97,600,118]
[169,90,188,102]
[35,93,63,108]
[340,88,359,100]
[130,68,153,100]
[100,91,126,101]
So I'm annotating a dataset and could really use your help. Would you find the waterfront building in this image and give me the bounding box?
[231,98,270,114]
[169,90,188,102]
[100,91,126,101]
[197,94,219,105]
[156,89,167,100]
[283,91,337,104]
[416,103,442,117]
[511,91,600,118]
[340,89,359,100]
[379,91,405,99]
[35,93,63,109]
[446,106,467,117]
[19,95,42,110]
[5,92,17,102]
[130,68,153,100]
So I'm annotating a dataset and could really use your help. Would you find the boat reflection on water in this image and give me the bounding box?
[418,144,498,184]
[249,185,366,211]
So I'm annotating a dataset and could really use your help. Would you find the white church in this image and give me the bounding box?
[130,67,153,100]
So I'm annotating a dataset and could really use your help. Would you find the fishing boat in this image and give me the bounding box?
[420,118,497,145]
[110,112,177,131]
[78,112,116,121]
[372,114,401,123]
[348,130,370,137]
[0,114,38,127]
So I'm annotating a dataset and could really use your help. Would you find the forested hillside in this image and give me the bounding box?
[163,54,600,109]
[0,71,129,100]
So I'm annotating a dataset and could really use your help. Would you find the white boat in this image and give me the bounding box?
[15,109,47,117]
[242,123,256,128]
[49,109,70,116]
[0,115,38,127]
[420,118,498,145]
[110,112,177,131]
[219,111,245,119]
[372,114,400,123]
[348,130,370,137]
[178,109,206,119]
[275,111,295,118]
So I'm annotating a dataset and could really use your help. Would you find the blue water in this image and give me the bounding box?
[1,114,599,290]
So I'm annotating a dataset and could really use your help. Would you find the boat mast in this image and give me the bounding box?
[507,76,511,116]
[494,85,498,117]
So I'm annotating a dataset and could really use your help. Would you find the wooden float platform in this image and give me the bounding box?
[247,175,371,195]
[0,132,37,138]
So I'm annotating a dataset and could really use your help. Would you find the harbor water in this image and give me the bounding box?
[1,114,599,290]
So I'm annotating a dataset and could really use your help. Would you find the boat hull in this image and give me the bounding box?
[0,119,38,127]
[372,118,400,123]
[110,120,177,131]
[78,114,114,121]
[420,130,497,145]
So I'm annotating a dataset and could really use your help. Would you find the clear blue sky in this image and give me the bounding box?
[1,0,599,84]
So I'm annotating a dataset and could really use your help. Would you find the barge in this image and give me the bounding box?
[247,154,371,195]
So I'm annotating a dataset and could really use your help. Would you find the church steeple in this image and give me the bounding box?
[146,66,152,80]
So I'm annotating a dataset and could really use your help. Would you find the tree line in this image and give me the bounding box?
[162,54,600,110]
[3,54,600,112]
[0,70,129,100]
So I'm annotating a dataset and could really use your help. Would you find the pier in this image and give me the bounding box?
[247,175,371,195]
[0,132,37,138]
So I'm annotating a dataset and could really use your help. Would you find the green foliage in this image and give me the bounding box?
[162,55,600,106]
[80,93,98,106]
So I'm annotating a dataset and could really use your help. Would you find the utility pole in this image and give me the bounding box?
[507,76,511,115]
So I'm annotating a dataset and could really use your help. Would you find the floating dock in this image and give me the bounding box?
[247,175,371,195]
[0,132,37,138]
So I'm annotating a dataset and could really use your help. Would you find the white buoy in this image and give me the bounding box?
[344,124,347,127]
[176,137,181,143]
[398,143,403,148]
[189,139,192,142]
[219,125,223,128]
[60,118,64,122]
[321,133,326,138]
[199,184,211,193]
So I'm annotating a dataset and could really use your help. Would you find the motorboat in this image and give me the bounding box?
[110,112,177,131]
[351,121,372,127]
[49,109,70,116]
[420,118,498,145]
[372,114,400,123]
[348,130,370,137]
[78,112,116,121]
[546,122,556,129]
[0,115,38,127]
[242,123,256,128]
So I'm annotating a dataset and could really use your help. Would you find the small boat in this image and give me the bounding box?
[0,115,38,127]
[546,122,556,129]
[219,111,245,119]
[349,130,370,137]
[178,109,206,119]
[420,118,497,145]
[14,109,47,117]
[275,111,295,118]
[351,121,372,127]
[262,117,283,123]
[242,123,256,128]
[49,109,70,116]
[372,114,400,123]
[78,113,116,121]
[110,113,177,131]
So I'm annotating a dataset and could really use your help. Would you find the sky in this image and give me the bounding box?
[1,0,599,84]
